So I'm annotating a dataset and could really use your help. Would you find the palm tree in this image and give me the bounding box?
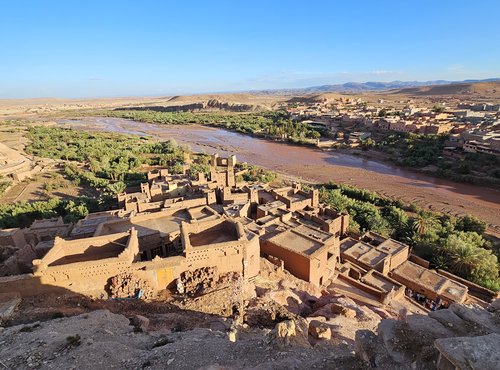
[106,181,126,195]
[411,213,439,234]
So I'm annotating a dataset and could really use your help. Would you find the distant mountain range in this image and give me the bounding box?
[254,78,500,95]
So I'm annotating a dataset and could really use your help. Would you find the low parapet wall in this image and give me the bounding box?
[437,269,499,303]
[409,254,430,268]
[337,273,387,302]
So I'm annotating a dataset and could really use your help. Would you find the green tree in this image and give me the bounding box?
[455,215,487,234]
[440,232,499,283]
[106,181,127,195]
[411,212,439,235]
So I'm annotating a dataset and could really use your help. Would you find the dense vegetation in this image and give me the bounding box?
[377,132,446,167]
[374,132,500,186]
[435,152,500,186]
[26,126,187,185]
[99,109,324,143]
[238,164,278,183]
[0,127,193,228]
[320,183,500,291]
[0,175,11,195]
[0,197,101,228]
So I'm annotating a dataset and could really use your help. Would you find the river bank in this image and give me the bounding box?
[56,117,500,230]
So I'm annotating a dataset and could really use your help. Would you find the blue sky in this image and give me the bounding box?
[0,0,499,98]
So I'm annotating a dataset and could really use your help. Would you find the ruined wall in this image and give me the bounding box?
[135,200,162,213]
[376,257,391,275]
[221,187,250,204]
[19,231,142,296]
[321,209,349,235]
[163,197,207,211]
[409,254,430,268]
[272,193,292,209]
[261,240,311,283]
[184,242,248,278]
[0,274,73,297]
[181,219,259,279]
[337,273,387,301]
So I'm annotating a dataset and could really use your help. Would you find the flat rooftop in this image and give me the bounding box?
[258,200,286,212]
[340,237,359,251]
[358,248,388,267]
[362,271,402,293]
[269,229,323,256]
[294,224,332,243]
[391,261,468,302]
[98,210,189,236]
[361,231,386,246]
[377,239,409,255]
[341,240,388,268]
[30,218,63,229]
[187,206,219,221]
[71,214,119,236]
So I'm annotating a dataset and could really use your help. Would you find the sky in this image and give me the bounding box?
[0,0,499,98]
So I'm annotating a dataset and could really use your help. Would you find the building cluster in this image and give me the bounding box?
[0,154,497,309]
[286,97,500,155]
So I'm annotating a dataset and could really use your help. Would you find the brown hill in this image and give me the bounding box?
[391,81,500,99]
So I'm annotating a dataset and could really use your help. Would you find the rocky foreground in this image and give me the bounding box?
[1,260,500,369]
[1,296,499,369]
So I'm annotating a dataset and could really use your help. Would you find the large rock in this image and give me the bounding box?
[269,318,310,348]
[0,292,21,325]
[330,303,357,318]
[131,315,149,332]
[429,308,469,336]
[3,255,20,275]
[244,298,296,328]
[435,333,500,370]
[377,319,407,364]
[15,245,37,273]
[308,320,332,340]
[487,298,500,312]
[354,329,378,367]
[379,317,443,367]
[406,314,454,339]
[449,303,499,334]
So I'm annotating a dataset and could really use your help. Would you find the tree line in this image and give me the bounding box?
[97,109,324,144]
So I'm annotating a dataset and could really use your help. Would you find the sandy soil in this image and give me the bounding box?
[0,170,98,204]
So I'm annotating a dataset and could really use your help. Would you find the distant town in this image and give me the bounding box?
[285,97,500,157]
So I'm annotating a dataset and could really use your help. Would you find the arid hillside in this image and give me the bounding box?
[2,80,499,119]
[391,81,500,100]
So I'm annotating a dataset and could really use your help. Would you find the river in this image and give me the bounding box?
[56,117,500,228]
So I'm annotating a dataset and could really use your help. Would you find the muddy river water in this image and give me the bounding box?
[57,117,500,228]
